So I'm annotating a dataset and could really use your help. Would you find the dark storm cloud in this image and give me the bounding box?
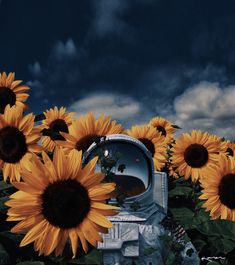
[0,0,235,134]
[27,35,230,131]
[137,63,228,113]
[191,15,235,67]
[26,39,87,113]
[91,0,129,37]
[90,0,155,37]
[0,0,92,76]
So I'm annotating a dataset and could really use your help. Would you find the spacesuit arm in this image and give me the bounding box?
[159,216,200,265]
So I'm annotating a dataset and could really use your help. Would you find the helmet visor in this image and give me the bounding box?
[84,141,151,198]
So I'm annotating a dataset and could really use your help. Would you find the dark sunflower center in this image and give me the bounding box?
[41,179,91,228]
[76,134,101,153]
[139,138,155,157]
[226,147,234,157]
[184,143,208,168]
[0,126,27,163]
[156,125,166,136]
[218,174,235,209]
[49,119,68,140]
[0,87,16,114]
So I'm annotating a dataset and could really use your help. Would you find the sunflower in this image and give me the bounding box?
[6,147,118,258]
[149,116,176,145]
[0,72,29,114]
[199,154,235,221]
[40,106,75,152]
[126,125,167,171]
[56,112,124,153]
[0,104,43,182]
[171,130,226,182]
[209,134,228,157]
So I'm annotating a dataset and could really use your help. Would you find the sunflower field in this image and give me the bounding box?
[0,71,235,265]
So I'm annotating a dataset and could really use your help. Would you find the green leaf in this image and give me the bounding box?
[208,237,235,254]
[16,261,45,265]
[171,177,186,184]
[192,208,210,226]
[0,181,12,191]
[172,242,184,252]
[143,247,156,256]
[68,258,86,264]
[206,262,221,265]
[170,207,195,229]
[84,249,101,264]
[170,177,191,187]
[165,252,176,265]
[0,196,9,211]
[159,235,173,244]
[0,231,23,241]
[192,239,207,252]
[71,249,100,264]
[0,231,23,260]
[170,207,194,220]
[165,252,182,265]
[196,219,235,241]
[0,243,10,265]
[195,200,204,210]
[172,125,182,129]
[169,186,193,197]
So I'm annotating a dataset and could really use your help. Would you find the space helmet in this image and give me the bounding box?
[83,134,168,218]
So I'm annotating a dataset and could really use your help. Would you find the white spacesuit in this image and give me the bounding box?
[83,134,200,265]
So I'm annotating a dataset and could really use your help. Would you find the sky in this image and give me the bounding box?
[0,0,235,138]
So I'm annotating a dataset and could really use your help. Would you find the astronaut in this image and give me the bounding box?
[83,134,200,265]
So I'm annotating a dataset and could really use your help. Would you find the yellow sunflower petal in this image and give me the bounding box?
[81,172,105,189]
[69,229,78,258]
[13,182,42,195]
[88,183,116,198]
[18,113,34,135]
[11,214,43,233]
[55,229,69,257]
[79,218,103,247]
[9,190,31,199]
[53,147,67,179]
[91,202,119,210]
[13,85,29,92]
[79,156,99,183]
[27,144,43,153]
[11,80,22,89]
[87,209,113,228]
[20,219,48,247]
[42,151,57,182]
[67,149,82,179]
[42,224,61,256]
[76,227,89,253]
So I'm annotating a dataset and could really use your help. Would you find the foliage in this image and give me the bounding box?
[167,174,235,265]
[1,169,235,264]
[0,96,234,263]
[0,168,101,265]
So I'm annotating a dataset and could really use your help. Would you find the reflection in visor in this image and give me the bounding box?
[85,141,151,198]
